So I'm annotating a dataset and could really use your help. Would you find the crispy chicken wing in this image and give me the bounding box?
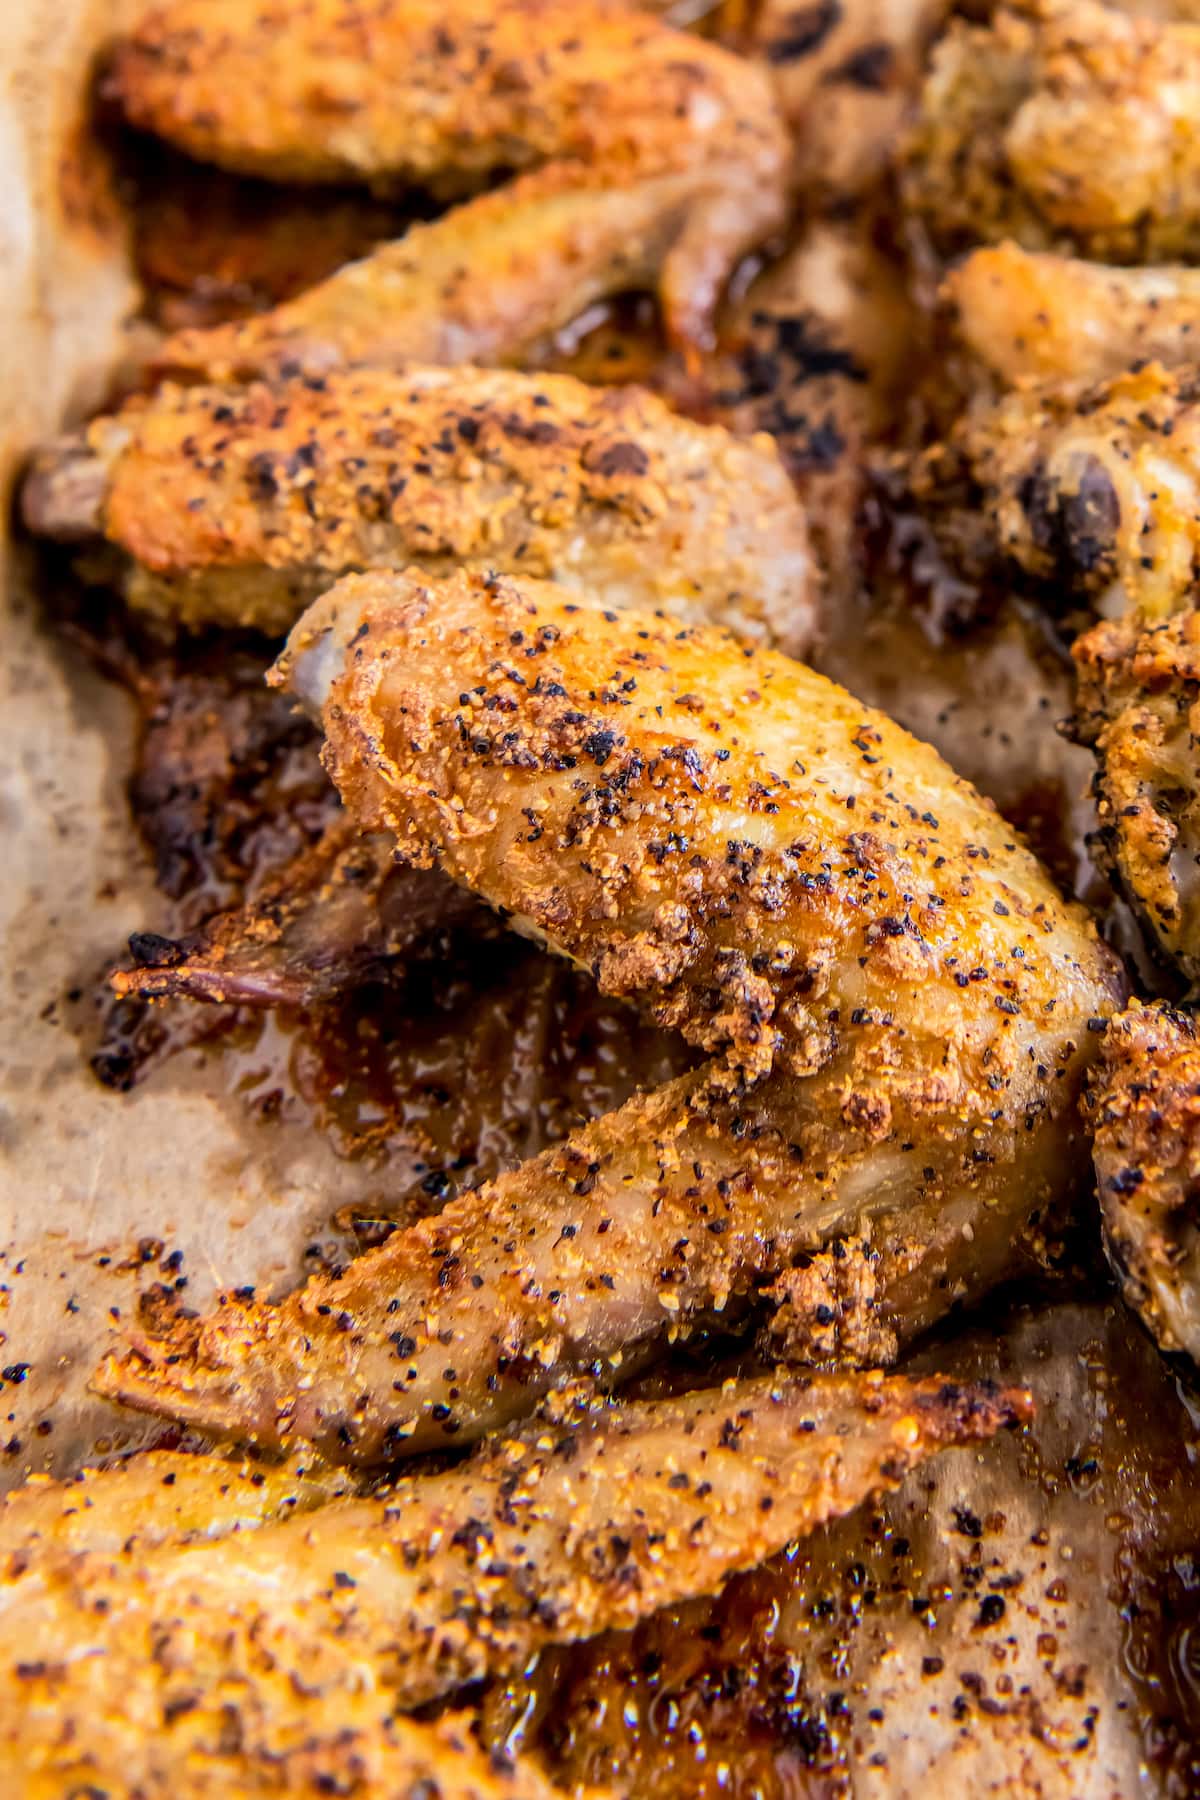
[23,366,814,649]
[113,0,789,367]
[0,1450,353,1564]
[1073,609,1200,981]
[709,218,919,592]
[905,0,1200,263]
[945,241,1200,388]
[910,362,1200,623]
[4,1374,1026,1789]
[113,0,773,195]
[93,571,1117,1460]
[1088,1001,1200,1361]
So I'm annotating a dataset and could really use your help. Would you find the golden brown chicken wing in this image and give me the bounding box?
[1073,609,1200,981]
[0,1449,353,1565]
[23,366,815,648]
[93,570,1117,1461]
[1088,1000,1200,1361]
[909,362,1200,623]
[4,1373,1028,1789]
[905,0,1200,264]
[944,241,1200,388]
[112,0,789,368]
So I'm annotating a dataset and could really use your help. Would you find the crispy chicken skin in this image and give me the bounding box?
[911,362,1200,622]
[0,1450,353,1564]
[93,571,1117,1460]
[22,367,814,650]
[114,0,789,367]
[905,0,1200,263]
[4,1374,1028,1789]
[151,168,749,378]
[1073,610,1200,981]
[945,241,1200,387]
[112,0,777,196]
[1088,1002,1200,1361]
[285,570,1116,1086]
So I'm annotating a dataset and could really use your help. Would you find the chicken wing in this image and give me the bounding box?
[709,218,920,592]
[1073,609,1200,981]
[111,820,492,1010]
[112,0,775,196]
[741,0,951,201]
[4,1372,1028,1788]
[93,571,1117,1461]
[22,366,814,650]
[112,0,789,367]
[905,0,1200,263]
[1088,1000,1200,1361]
[909,362,1200,623]
[0,1449,353,1565]
[945,241,1200,388]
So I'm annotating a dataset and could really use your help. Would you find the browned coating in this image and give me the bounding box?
[1088,1001,1200,1362]
[22,367,814,650]
[944,241,1200,388]
[285,568,1118,1087]
[92,571,1117,1462]
[112,0,780,195]
[908,361,1200,623]
[1073,609,1200,984]
[905,0,1200,263]
[4,1372,1029,1788]
[111,0,789,365]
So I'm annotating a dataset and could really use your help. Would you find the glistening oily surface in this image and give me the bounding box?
[0,3,411,1482]
[3,9,1200,1800]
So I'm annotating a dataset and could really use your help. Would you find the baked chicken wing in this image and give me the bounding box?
[93,571,1118,1461]
[945,241,1200,388]
[22,366,814,650]
[112,0,789,370]
[905,0,1200,264]
[910,362,1200,623]
[0,1449,352,1564]
[2,1373,1027,1789]
[1088,1001,1200,1361]
[1073,609,1200,982]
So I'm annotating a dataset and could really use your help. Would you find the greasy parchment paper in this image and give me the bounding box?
[0,12,1192,1796]
[0,0,379,1485]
